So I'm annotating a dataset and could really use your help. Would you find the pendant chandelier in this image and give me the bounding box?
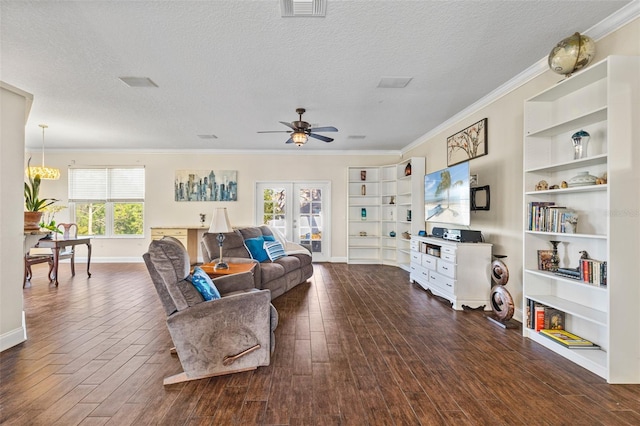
[27,124,60,180]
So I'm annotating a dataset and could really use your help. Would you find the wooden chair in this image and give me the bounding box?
[24,249,54,287]
[56,223,78,277]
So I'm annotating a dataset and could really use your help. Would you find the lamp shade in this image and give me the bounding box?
[209,207,232,233]
[27,166,61,180]
[27,124,60,180]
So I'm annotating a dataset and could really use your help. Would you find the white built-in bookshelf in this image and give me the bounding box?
[522,56,640,383]
[347,158,425,270]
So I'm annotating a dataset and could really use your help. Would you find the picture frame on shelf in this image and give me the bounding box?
[447,118,487,166]
[538,250,554,271]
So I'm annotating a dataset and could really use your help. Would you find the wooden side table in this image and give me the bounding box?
[199,262,256,279]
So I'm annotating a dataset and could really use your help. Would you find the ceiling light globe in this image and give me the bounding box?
[292,132,308,146]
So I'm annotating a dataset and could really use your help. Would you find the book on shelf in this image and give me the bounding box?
[527,301,566,332]
[539,329,600,349]
[580,258,607,286]
[535,304,545,331]
[544,308,565,330]
[526,202,577,233]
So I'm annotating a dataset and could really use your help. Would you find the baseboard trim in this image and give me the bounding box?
[0,312,27,352]
[73,257,144,263]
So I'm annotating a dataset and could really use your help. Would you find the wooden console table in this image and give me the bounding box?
[151,226,207,265]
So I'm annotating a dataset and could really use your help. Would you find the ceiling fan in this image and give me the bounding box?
[257,108,338,146]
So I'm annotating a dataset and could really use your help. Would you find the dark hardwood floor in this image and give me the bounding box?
[2,262,640,425]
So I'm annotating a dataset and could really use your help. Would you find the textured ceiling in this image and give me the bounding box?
[1,1,633,152]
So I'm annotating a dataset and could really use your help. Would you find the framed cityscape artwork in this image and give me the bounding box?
[175,170,238,201]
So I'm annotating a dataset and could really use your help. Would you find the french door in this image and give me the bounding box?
[255,182,330,262]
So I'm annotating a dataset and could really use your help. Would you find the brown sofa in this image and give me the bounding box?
[201,225,313,300]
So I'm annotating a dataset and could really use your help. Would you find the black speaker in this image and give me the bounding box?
[431,227,446,238]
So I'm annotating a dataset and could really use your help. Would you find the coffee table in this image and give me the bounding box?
[199,262,256,279]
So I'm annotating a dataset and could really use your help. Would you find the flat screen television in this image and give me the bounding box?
[424,161,470,226]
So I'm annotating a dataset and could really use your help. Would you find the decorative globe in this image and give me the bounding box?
[548,32,596,76]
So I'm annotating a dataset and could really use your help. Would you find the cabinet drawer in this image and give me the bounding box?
[441,246,456,255]
[410,240,419,251]
[410,252,421,264]
[152,228,188,237]
[441,252,456,263]
[412,264,430,282]
[428,270,455,293]
[437,260,456,278]
[421,254,437,270]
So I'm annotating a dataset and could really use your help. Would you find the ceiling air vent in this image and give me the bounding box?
[281,0,326,17]
[118,77,158,88]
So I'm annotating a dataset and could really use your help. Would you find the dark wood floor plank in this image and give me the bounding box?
[3,262,640,425]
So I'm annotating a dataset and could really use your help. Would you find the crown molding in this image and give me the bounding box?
[402,1,640,155]
[39,148,401,156]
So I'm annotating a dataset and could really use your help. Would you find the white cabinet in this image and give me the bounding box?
[522,56,640,383]
[347,158,425,267]
[410,236,492,310]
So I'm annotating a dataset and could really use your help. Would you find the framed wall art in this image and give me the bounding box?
[175,170,238,201]
[447,118,487,166]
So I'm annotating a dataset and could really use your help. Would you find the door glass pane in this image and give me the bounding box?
[299,188,322,253]
[262,188,287,238]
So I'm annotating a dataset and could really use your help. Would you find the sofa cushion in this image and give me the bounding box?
[274,255,300,274]
[202,231,250,261]
[264,240,286,262]
[260,262,286,283]
[245,236,269,262]
[188,266,221,301]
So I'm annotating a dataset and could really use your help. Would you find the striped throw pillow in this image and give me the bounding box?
[264,240,286,262]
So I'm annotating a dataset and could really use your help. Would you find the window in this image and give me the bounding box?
[69,167,145,237]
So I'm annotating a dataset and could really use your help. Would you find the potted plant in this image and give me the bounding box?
[24,158,58,231]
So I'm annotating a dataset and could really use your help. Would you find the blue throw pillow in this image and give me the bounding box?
[188,266,221,301]
[264,240,286,262]
[263,234,276,242]
[244,236,269,262]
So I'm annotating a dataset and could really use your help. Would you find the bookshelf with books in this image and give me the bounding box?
[522,56,640,383]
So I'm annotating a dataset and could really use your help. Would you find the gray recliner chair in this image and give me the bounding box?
[143,236,278,385]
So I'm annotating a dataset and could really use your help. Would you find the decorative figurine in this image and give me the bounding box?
[535,180,549,191]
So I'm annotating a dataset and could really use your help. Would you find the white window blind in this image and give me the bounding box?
[69,167,145,201]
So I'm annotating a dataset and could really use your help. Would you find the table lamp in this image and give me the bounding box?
[209,207,232,270]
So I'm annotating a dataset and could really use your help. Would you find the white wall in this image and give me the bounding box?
[28,151,399,262]
[403,18,640,320]
[1,83,32,351]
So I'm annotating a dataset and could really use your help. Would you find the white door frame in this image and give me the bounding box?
[255,181,331,262]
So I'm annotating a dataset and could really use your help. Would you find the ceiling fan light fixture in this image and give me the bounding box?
[292,131,308,146]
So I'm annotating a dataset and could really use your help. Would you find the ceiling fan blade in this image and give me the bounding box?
[310,126,338,132]
[285,137,294,144]
[257,130,292,134]
[279,121,297,131]
[308,133,334,143]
